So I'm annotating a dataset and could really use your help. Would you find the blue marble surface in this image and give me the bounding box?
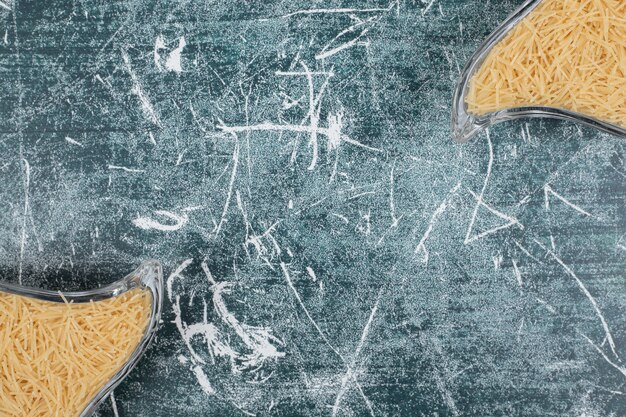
[1,0,626,415]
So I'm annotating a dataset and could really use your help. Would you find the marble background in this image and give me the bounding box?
[1,0,626,415]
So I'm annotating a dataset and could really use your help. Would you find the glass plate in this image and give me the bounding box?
[451,0,626,143]
[0,260,163,417]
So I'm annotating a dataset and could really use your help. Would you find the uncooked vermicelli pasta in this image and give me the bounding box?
[0,288,151,417]
[466,0,626,128]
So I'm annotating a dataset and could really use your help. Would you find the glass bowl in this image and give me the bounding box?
[0,259,163,417]
[451,0,626,143]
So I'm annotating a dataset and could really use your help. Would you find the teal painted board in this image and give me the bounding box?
[1,0,626,416]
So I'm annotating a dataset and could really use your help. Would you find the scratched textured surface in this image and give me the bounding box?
[1,0,626,415]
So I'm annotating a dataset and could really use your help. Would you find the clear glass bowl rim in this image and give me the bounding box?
[451,0,626,143]
[0,259,164,417]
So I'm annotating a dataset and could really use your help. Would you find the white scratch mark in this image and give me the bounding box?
[493,254,503,270]
[121,50,163,128]
[318,16,378,61]
[110,392,119,417]
[165,36,186,74]
[133,210,189,231]
[280,263,374,413]
[513,239,543,264]
[170,259,284,392]
[108,164,144,173]
[348,191,376,200]
[512,259,523,287]
[517,318,525,342]
[217,122,381,153]
[213,139,240,238]
[65,136,83,147]
[356,210,372,236]
[0,1,10,11]
[465,189,523,244]
[547,250,618,359]
[278,2,397,19]
[18,158,30,285]
[202,260,217,285]
[544,184,593,217]
[301,61,320,170]
[281,262,338,354]
[465,132,523,244]
[465,132,495,243]
[332,213,349,224]
[535,297,557,314]
[276,70,334,77]
[332,291,382,417]
[389,163,400,227]
[579,332,626,379]
[434,372,459,416]
[154,35,165,71]
[316,28,371,61]
[421,0,437,16]
[415,182,461,263]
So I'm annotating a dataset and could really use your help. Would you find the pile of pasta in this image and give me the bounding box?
[0,288,151,416]
[466,0,626,128]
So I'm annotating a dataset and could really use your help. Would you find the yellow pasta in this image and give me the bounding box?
[0,288,151,417]
[466,0,626,128]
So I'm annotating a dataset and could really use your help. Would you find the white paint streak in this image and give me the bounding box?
[306,266,317,281]
[166,258,194,303]
[212,282,286,370]
[108,164,144,173]
[192,365,216,395]
[133,210,189,231]
[165,36,186,74]
[65,136,83,147]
